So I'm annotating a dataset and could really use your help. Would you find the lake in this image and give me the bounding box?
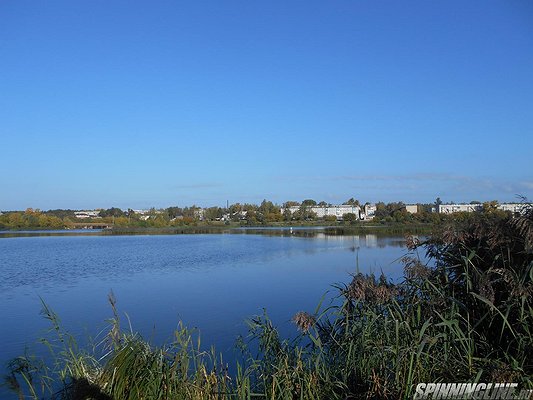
[0,230,410,395]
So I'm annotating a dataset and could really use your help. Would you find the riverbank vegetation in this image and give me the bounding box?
[0,199,520,232]
[5,204,533,399]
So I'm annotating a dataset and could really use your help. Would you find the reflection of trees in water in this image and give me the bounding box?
[1,228,408,249]
[233,229,407,250]
[0,231,104,238]
[121,228,410,248]
[315,233,405,249]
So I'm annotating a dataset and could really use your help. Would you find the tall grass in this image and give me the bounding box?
[6,205,533,399]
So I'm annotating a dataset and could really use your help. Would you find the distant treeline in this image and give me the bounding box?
[0,199,517,230]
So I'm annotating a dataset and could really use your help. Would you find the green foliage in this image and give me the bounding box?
[166,206,184,220]
[282,201,300,208]
[45,209,77,219]
[256,200,282,224]
[344,198,360,206]
[204,207,226,221]
[323,215,337,223]
[98,208,125,218]
[342,213,357,222]
[0,209,64,230]
[292,205,317,221]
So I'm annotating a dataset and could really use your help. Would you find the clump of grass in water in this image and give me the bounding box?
[6,203,533,399]
[7,293,245,400]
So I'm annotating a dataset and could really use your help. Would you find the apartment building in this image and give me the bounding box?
[282,204,361,220]
[438,203,527,214]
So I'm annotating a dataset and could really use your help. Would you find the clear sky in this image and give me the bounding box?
[1,1,532,210]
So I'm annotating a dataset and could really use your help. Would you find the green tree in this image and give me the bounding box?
[343,213,358,222]
[204,207,225,221]
[166,207,183,219]
[257,200,281,223]
[294,204,317,221]
[283,208,293,222]
[374,202,407,221]
[245,209,258,225]
[283,201,300,208]
[482,200,501,214]
[344,198,360,206]
[99,208,125,218]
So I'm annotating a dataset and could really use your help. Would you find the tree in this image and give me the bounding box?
[183,205,202,220]
[228,203,244,222]
[374,202,407,221]
[283,201,300,208]
[257,200,281,223]
[45,209,77,219]
[323,215,337,223]
[343,213,358,222]
[482,200,500,214]
[245,209,258,225]
[294,204,317,221]
[283,208,293,222]
[99,208,125,218]
[302,199,317,206]
[204,207,225,221]
[344,198,360,206]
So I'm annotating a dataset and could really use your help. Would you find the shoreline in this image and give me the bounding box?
[0,222,435,237]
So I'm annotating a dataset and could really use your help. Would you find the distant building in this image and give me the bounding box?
[438,204,482,214]
[361,203,376,220]
[194,208,205,220]
[74,210,100,219]
[438,203,528,214]
[132,209,150,215]
[498,203,527,214]
[405,204,418,214]
[281,204,362,220]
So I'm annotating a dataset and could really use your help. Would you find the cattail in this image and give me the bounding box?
[292,311,315,333]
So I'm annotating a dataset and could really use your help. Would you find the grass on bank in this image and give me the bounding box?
[5,206,533,399]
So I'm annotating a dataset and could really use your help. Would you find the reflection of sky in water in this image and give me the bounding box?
[0,233,411,390]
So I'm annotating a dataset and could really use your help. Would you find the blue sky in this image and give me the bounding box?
[1,1,532,210]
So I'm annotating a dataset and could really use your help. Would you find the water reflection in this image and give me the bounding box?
[0,229,105,238]
[0,228,410,249]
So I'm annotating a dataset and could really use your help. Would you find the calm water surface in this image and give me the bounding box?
[0,232,409,392]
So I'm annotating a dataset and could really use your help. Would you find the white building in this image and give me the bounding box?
[362,204,376,220]
[132,209,150,215]
[499,203,527,214]
[74,210,101,219]
[438,203,528,214]
[281,204,361,220]
[194,208,205,220]
[438,204,482,213]
[405,204,418,214]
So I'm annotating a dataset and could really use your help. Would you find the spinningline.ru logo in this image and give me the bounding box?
[413,383,533,399]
